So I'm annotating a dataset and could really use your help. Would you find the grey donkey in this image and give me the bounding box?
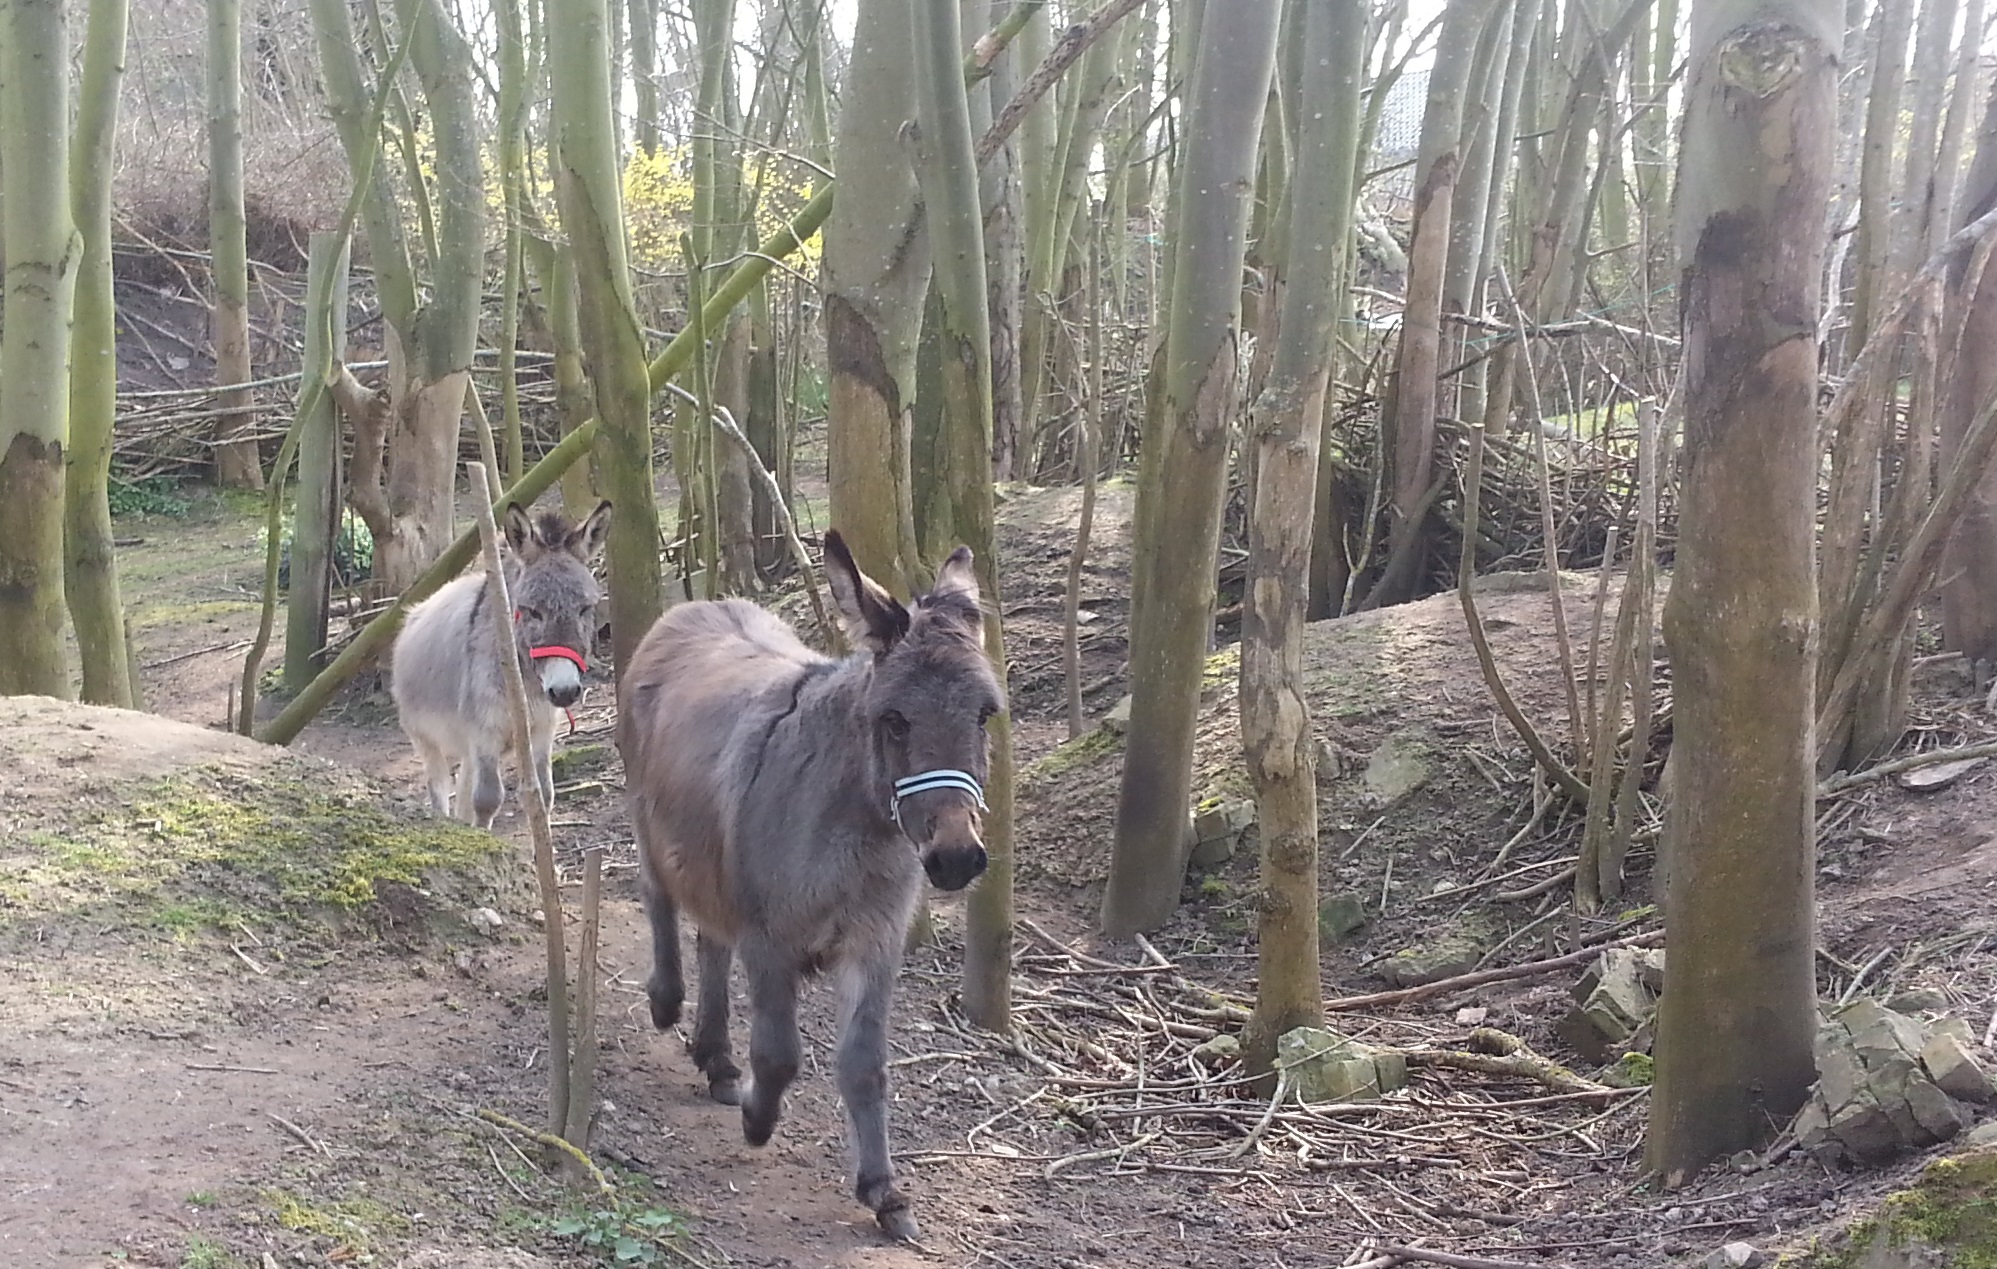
[619,530,1002,1243]
[391,500,611,828]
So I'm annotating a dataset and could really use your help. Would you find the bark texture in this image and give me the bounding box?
[1647,0,1836,1184]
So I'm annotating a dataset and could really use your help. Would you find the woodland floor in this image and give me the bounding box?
[5,471,1997,1269]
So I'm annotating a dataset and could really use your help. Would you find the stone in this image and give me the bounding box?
[1318,893,1369,944]
[1703,1241,1764,1269]
[1102,695,1133,735]
[1793,1095,1839,1160]
[1192,1034,1241,1069]
[1558,948,1659,1063]
[1898,1068,1972,1143]
[1361,731,1432,809]
[468,907,505,935]
[1190,833,1236,867]
[1378,933,1485,988]
[1922,1033,1997,1103]
[1964,1120,1997,1150]
[1837,999,1929,1068]
[1827,1088,1909,1162]
[1277,1027,1408,1104]
[1886,987,1951,1014]
[1897,756,1987,790]
[1190,799,1255,868]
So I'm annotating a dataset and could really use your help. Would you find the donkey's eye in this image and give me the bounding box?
[977,704,998,726]
[881,711,911,742]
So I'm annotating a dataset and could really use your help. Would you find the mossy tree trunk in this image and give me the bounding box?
[66,0,136,709]
[209,0,265,491]
[0,0,77,699]
[1239,0,1354,1078]
[1647,0,1835,1184]
[1100,0,1281,938]
[824,0,929,591]
[909,0,1017,1031]
[549,0,661,678]
[285,235,351,695]
[1847,0,1914,354]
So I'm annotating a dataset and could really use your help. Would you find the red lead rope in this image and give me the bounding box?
[515,609,587,734]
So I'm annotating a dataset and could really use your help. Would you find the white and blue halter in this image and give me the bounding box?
[890,769,988,829]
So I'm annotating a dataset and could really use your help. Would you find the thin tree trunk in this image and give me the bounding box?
[824,0,929,591]
[1939,79,1997,665]
[1372,0,1501,608]
[550,0,662,677]
[1647,0,1835,1183]
[982,0,1028,481]
[1101,0,1281,938]
[0,0,76,698]
[285,236,351,696]
[1848,0,1915,353]
[67,0,136,708]
[909,0,1016,1029]
[629,0,660,154]
[1240,0,1350,1077]
[209,0,264,490]
[1305,0,1372,620]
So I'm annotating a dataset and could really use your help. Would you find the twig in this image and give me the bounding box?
[1378,1246,1576,1269]
[185,1063,279,1074]
[1818,738,1997,796]
[1043,1131,1159,1178]
[268,1112,330,1157]
[475,1109,610,1193]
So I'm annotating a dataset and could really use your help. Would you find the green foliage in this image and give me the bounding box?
[262,508,375,591]
[108,475,194,518]
[535,1173,691,1267]
[179,1236,238,1269]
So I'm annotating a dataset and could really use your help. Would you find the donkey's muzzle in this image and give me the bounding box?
[922,841,988,892]
[537,653,585,707]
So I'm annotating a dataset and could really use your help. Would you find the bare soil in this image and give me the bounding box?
[5,477,1997,1269]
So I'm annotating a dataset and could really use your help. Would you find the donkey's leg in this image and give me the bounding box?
[527,704,558,812]
[737,936,802,1148]
[470,751,506,829]
[452,752,478,824]
[636,842,685,1028]
[836,954,918,1242]
[411,736,454,818]
[689,932,741,1104]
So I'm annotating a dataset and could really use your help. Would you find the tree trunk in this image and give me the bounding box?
[0,0,77,699]
[1305,0,1372,620]
[1647,0,1835,1184]
[209,0,264,490]
[824,0,929,591]
[285,235,351,695]
[67,0,136,709]
[1240,0,1352,1078]
[1847,0,1914,353]
[1938,79,1997,665]
[1101,0,1281,938]
[550,0,663,677]
[629,0,659,154]
[909,0,1017,1032]
[981,0,1027,482]
[1372,0,1500,608]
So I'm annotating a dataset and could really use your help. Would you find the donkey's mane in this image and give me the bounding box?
[911,589,985,637]
[530,508,575,545]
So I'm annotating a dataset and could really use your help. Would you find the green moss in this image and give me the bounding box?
[1798,1149,1997,1268]
[2,765,511,937]
[1606,1052,1654,1086]
[1202,645,1241,693]
[1022,726,1123,785]
[552,743,612,780]
[261,1187,407,1255]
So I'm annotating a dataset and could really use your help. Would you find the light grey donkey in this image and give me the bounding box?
[391,500,611,828]
[619,529,1002,1243]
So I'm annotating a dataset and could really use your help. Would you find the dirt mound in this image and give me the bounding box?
[0,696,526,960]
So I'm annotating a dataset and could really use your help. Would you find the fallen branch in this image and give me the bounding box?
[475,1109,610,1194]
[1817,738,1997,797]
[1378,1247,1576,1269]
[1325,931,1663,1012]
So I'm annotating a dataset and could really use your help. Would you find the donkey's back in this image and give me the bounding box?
[619,597,828,941]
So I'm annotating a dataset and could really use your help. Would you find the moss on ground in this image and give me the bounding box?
[1,764,514,938]
[1791,1148,1997,1267]
[1022,725,1124,785]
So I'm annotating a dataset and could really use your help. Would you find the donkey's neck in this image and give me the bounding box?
[782,653,896,832]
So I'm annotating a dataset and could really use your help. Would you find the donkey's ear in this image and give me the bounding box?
[927,546,981,609]
[823,529,910,654]
[502,503,535,556]
[566,500,613,561]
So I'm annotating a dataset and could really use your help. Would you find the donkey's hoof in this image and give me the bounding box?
[741,1097,781,1147]
[707,1074,741,1106]
[647,981,684,1030]
[875,1201,920,1244]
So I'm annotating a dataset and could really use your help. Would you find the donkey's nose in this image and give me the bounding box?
[922,842,987,892]
[539,656,584,707]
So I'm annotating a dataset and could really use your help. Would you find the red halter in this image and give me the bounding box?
[515,609,587,735]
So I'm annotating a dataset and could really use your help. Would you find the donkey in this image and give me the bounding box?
[391,500,611,829]
[619,530,1002,1243]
